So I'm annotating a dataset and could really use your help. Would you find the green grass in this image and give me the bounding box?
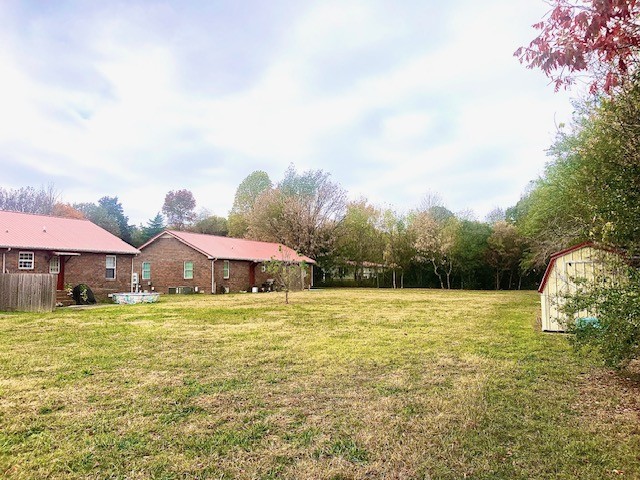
[1,289,639,479]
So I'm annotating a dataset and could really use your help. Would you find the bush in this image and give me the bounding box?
[564,264,640,368]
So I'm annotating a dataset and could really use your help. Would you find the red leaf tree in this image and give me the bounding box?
[516,0,640,93]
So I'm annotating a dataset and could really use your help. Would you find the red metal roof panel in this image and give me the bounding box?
[0,210,139,254]
[142,230,315,264]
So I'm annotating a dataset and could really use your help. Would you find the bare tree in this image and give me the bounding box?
[0,184,59,214]
[265,245,309,304]
[412,211,460,289]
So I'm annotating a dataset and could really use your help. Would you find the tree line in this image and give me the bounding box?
[514,0,640,367]
[3,91,637,292]
[0,167,536,291]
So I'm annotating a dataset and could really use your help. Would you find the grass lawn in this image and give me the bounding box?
[1,288,639,479]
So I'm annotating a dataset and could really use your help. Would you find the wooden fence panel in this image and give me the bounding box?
[0,273,56,312]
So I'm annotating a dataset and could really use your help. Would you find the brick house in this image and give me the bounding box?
[0,210,140,297]
[137,230,315,294]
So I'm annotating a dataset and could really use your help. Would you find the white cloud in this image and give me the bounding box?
[0,0,576,224]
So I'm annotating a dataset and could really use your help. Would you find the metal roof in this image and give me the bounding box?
[0,210,140,255]
[140,230,315,264]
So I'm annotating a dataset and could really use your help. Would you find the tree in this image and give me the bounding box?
[162,189,196,230]
[51,203,85,219]
[265,245,309,304]
[190,209,229,236]
[412,211,460,289]
[453,220,492,289]
[74,202,121,237]
[516,0,640,93]
[335,200,384,283]
[564,261,640,368]
[246,166,346,262]
[132,212,167,246]
[380,210,415,289]
[98,196,132,244]
[485,221,526,290]
[485,207,506,225]
[0,184,58,214]
[514,87,640,269]
[231,170,273,213]
[228,171,272,237]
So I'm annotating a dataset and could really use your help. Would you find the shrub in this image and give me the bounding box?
[564,263,640,368]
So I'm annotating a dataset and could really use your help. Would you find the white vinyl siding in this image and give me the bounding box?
[184,261,194,279]
[18,252,34,270]
[106,255,117,280]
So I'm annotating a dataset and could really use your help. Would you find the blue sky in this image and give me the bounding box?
[0,0,574,224]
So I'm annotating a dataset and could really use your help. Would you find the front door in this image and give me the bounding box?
[249,263,256,286]
[50,256,64,290]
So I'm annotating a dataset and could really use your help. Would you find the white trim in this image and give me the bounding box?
[49,256,60,274]
[184,261,194,279]
[106,255,117,280]
[18,251,34,270]
[223,260,230,279]
[141,261,151,280]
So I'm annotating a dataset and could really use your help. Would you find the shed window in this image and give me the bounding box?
[223,260,230,279]
[106,255,116,279]
[184,261,194,279]
[49,256,60,274]
[142,262,151,280]
[18,252,34,270]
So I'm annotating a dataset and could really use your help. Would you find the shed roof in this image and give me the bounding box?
[141,230,315,264]
[537,242,595,293]
[0,210,140,255]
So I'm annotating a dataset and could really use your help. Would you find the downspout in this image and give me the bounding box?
[131,256,135,293]
[211,259,217,294]
[2,248,11,273]
[310,264,314,289]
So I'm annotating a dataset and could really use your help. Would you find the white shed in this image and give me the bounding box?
[538,242,614,332]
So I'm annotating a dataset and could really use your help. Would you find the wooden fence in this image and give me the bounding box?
[0,273,56,313]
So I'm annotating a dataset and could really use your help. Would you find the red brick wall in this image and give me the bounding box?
[65,253,134,297]
[137,235,311,294]
[1,248,134,298]
[137,236,213,293]
[1,250,52,274]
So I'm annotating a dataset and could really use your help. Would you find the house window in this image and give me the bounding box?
[49,256,60,274]
[184,261,194,279]
[223,260,230,279]
[261,264,267,273]
[106,255,116,280]
[18,252,34,270]
[142,262,151,280]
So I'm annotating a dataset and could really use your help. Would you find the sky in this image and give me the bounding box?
[0,0,576,225]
